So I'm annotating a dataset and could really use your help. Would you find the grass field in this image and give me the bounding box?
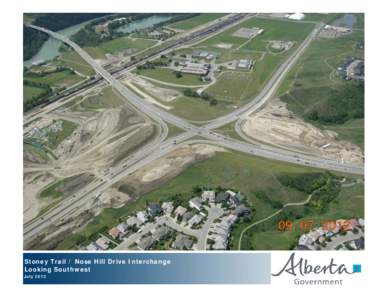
[85,37,158,59]
[234,183,364,250]
[59,51,95,76]
[23,85,47,103]
[73,87,125,111]
[322,118,364,149]
[303,13,343,23]
[213,122,245,141]
[197,17,314,50]
[56,149,362,250]
[170,13,227,30]
[166,123,185,139]
[170,95,233,121]
[25,69,82,88]
[39,177,68,199]
[206,52,286,103]
[46,120,77,150]
[277,30,364,148]
[136,68,203,86]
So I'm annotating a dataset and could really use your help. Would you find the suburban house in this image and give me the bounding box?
[136,211,148,223]
[161,202,174,214]
[95,237,110,250]
[147,203,162,217]
[202,190,215,202]
[117,222,129,234]
[172,234,194,250]
[189,196,204,211]
[174,206,187,218]
[108,227,121,240]
[126,216,142,227]
[187,214,203,227]
[137,236,155,250]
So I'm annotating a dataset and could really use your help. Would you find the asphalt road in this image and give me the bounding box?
[24,20,364,246]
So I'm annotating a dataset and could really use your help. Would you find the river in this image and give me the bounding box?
[25,15,174,68]
[116,15,173,33]
[24,20,92,68]
[332,13,357,28]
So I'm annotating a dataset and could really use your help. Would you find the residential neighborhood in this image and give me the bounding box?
[295,218,365,250]
[83,188,251,251]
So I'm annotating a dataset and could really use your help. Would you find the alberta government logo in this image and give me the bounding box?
[271,253,362,286]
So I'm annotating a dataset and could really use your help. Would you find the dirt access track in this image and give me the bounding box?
[241,98,364,165]
[23,87,159,223]
[26,143,226,250]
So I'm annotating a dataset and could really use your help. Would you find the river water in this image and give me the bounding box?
[116,15,173,33]
[24,15,174,67]
[24,20,92,68]
[332,13,357,28]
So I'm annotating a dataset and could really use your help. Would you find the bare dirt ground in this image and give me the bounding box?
[26,143,226,250]
[242,98,364,165]
[123,74,180,103]
[23,90,157,223]
[23,172,56,221]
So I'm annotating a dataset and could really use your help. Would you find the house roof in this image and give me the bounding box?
[148,203,162,215]
[152,226,171,241]
[172,234,193,250]
[174,206,187,216]
[109,227,120,238]
[216,192,230,202]
[182,211,194,222]
[137,236,155,250]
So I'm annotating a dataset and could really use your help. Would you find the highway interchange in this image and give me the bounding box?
[24,15,364,246]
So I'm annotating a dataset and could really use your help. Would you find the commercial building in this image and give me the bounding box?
[179,62,210,75]
[237,59,253,69]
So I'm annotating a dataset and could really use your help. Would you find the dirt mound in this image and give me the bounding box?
[242,98,364,165]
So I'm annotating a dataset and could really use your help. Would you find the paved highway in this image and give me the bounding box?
[24,21,364,246]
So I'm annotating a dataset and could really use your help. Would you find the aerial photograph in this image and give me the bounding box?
[23,13,364,251]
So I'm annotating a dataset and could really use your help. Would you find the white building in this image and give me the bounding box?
[187,214,203,227]
[95,237,110,250]
[288,13,305,20]
[117,222,129,234]
[126,216,142,227]
[202,190,215,203]
[189,197,203,211]
[162,202,174,214]
[136,211,148,224]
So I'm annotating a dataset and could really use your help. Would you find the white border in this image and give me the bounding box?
[1,0,386,298]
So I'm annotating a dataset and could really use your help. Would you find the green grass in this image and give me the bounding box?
[85,37,157,58]
[213,122,245,141]
[197,17,314,50]
[234,183,364,250]
[170,13,227,30]
[39,178,67,199]
[136,68,203,86]
[24,143,50,162]
[277,30,364,147]
[166,53,289,122]
[207,53,286,103]
[46,120,77,149]
[57,150,357,250]
[322,119,364,149]
[170,95,232,121]
[23,85,47,103]
[73,86,125,111]
[166,123,185,139]
[59,51,95,76]
[303,13,343,23]
[25,69,82,88]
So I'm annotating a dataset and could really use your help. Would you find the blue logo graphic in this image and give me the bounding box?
[353,264,362,273]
